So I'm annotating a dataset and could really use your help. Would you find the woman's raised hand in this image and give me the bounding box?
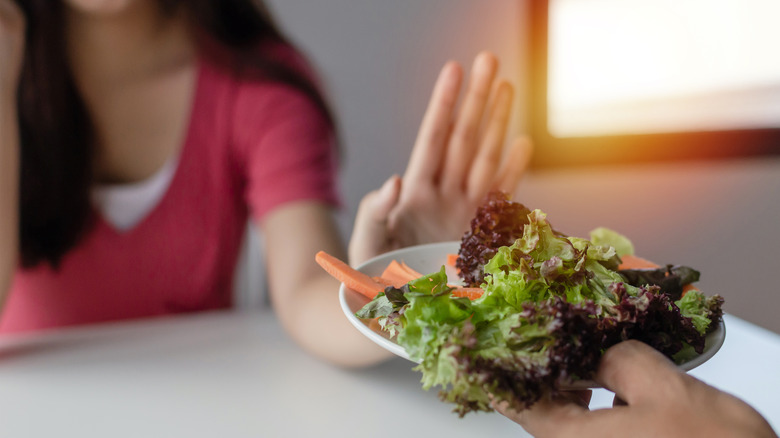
[0,0,25,93]
[350,52,532,265]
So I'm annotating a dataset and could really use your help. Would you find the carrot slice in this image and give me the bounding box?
[381,260,417,287]
[315,251,384,299]
[399,261,423,279]
[378,260,426,287]
[446,253,459,267]
[682,283,699,297]
[451,287,484,300]
[618,254,659,270]
[379,258,482,300]
[446,253,462,275]
[372,276,396,288]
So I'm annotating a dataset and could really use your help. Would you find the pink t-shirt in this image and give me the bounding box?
[1,52,340,334]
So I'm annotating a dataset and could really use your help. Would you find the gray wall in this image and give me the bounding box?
[260,0,780,334]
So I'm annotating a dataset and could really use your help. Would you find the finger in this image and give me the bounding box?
[500,394,644,438]
[440,52,498,193]
[466,81,514,200]
[596,340,683,406]
[492,136,533,194]
[494,393,599,438]
[404,61,463,187]
[369,175,402,220]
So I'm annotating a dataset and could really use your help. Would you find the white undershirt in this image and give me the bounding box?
[91,155,179,232]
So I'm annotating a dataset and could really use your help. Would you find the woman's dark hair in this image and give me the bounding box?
[15,0,336,268]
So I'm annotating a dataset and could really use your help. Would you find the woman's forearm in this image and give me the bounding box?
[261,202,392,367]
[0,97,19,307]
[274,271,391,367]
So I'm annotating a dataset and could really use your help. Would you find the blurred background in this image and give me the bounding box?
[235,0,780,334]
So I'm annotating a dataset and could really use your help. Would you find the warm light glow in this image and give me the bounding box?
[549,0,780,137]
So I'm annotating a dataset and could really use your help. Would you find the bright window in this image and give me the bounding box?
[549,0,780,137]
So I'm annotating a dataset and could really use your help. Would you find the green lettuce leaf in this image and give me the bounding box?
[590,226,635,257]
[675,289,716,335]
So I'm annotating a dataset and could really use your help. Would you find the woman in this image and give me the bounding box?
[0,0,531,366]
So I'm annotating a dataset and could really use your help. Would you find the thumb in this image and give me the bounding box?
[349,175,401,265]
[596,340,681,406]
[369,174,402,219]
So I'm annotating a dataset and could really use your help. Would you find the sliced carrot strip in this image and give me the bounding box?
[372,276,396,288]
[378,258,482,300]
[399,261,423,279]
[682,283,699,297]
[446,253,459,267]
[618,254,659,270]
[381,260,417,288]
[451,287,483,300]
[315,251,384,299]
[381,258,481,300]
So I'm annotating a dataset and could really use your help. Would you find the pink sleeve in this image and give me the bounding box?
[231,82,341,220]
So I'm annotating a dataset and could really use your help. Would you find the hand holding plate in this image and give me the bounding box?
[494,340,776,438]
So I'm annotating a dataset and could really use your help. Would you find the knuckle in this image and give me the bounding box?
[437,92,458,111]
[441,176,464,197]
[357,191,378,209]
[663,370,689,395]
[452,124,477,146]
[426,125,449,147]
[468,82,491,102]
[481,147,502,167]
[608,339,645,360]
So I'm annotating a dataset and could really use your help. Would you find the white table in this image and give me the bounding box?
[0,312,777,437]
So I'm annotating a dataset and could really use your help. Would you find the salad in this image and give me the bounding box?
[353,192,724,417]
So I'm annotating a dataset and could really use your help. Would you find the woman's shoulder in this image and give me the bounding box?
[196,45,324,123]
[199,41,320,97]
[190,39,333,154]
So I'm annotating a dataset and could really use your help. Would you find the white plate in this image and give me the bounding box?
[339,241,726,387]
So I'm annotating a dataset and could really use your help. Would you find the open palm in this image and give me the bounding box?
[350,52,532,265]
